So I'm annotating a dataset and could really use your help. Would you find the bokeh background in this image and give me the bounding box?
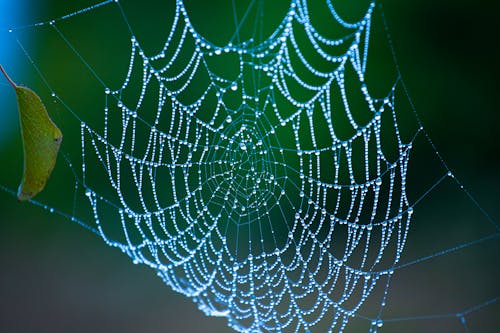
[0,0,499,332]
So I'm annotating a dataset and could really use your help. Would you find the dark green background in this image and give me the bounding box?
[0,1,498,332]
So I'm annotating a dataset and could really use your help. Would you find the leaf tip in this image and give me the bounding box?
[17,187,34,202]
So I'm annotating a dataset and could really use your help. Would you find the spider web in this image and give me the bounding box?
[1,0,499,332]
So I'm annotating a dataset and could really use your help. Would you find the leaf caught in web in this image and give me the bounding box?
[0,65,62,201]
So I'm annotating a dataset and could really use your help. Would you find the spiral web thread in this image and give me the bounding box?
[4,0,499,332]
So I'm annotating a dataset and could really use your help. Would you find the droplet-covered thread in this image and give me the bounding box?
[79,1,411,332]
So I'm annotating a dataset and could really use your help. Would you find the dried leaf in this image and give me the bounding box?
[1,65,62,201]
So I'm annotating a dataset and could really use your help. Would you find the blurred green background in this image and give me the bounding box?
[0,0,499,332]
